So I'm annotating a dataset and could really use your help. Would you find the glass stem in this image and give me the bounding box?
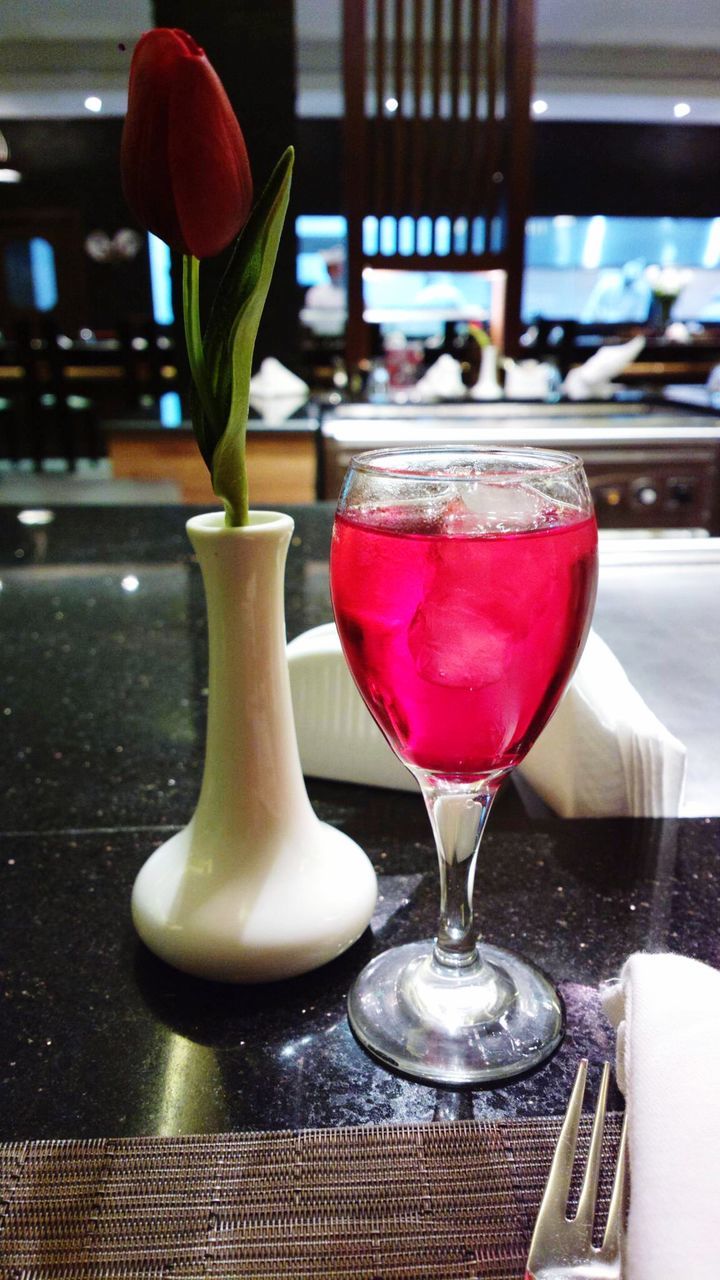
[417,774,503,971]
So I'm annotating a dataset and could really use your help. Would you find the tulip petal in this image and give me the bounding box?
[121,30,187,250]
[168,54,253,259]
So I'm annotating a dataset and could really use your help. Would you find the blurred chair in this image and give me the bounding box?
[0,394,21,465]
[0,329,23,464]
[12,319,104,471]
[117,319,179,407]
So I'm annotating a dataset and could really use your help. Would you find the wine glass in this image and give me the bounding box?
[330,447,598,1085]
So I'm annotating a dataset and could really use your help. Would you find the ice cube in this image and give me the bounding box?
[455,480,547,532]
[408,593,510,687]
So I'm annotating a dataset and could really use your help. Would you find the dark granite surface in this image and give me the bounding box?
[1,503,718,1142]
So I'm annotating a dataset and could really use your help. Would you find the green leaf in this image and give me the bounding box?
[182,254,218,469]
[198,146,294,524]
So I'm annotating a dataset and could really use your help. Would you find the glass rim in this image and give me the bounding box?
[346,445,586,481]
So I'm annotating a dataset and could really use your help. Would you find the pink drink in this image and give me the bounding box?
[331,503,597,776]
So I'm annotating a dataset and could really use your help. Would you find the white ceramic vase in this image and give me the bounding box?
[470,344,503,401]
[131,510,378,983]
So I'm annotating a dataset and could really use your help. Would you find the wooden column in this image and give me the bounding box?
[342,0,536,364]
[503,0,535,355]
[343,0,370,365]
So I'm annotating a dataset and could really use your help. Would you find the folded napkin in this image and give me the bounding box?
[601,953,720,1280]
[519,629,686,817]
[287,624,686,817]
[410,353,466,402]
[563,335,645,401]
[249,357,309,398]
[249,391,309,423]
[503,358,559,401]
[288,623,415,792]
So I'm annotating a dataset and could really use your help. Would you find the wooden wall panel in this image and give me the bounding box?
[342,0,535,361]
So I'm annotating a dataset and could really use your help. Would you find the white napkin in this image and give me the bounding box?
[249,357,309,398]
[563,335,646,401]
[503,358,557,401]
[601,954,720,1280]
[287,624,686,817]
[519,630,686,817]
[288,623,415,792]
[410,353,466,401]
[249,391,309,423]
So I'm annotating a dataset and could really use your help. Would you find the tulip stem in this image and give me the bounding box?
[182,254,218,453]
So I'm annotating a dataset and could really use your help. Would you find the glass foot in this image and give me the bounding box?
[347,939,564,1085]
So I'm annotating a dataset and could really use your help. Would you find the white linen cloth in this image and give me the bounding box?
[502,358,558,401]
[248,391,308,423]
[519,629,686,817]
[249,357,309,398]
[563,335,646,400]
[288,623,414,792]
[410,353,466,401]
[601,953,720,1280]
[286,624,687,818]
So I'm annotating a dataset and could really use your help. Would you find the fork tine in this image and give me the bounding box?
[542,1058,588,1210]
[526,1060,589,1274]
[526,1061,625,1280]
[528,1057,588,1252]
[574,1060,610,1241]
[599,1109,628,1260]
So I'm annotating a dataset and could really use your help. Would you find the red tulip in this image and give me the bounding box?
[121,28,253,258]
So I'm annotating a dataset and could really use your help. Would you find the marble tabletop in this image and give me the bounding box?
[0,503,717,1142]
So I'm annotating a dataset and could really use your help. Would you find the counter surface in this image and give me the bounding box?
[0,504,717,1142]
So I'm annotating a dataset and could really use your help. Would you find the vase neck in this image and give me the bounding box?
[188,514,315,847]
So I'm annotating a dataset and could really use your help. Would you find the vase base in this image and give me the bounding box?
[132,819,377,984]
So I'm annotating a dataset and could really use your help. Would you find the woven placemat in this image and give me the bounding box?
[0,1113,622,1280]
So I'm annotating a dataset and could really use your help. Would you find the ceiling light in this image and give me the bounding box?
[673,102,691,119]
[0,168,21,183]
[385,96,399,113]
[121,574,140,593]
[84,96,103,113]
[532,99,549,116]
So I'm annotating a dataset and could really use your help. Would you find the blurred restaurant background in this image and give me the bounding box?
[2,0,720,528]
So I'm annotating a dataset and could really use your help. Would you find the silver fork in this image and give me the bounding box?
[525,1059,628,1280]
